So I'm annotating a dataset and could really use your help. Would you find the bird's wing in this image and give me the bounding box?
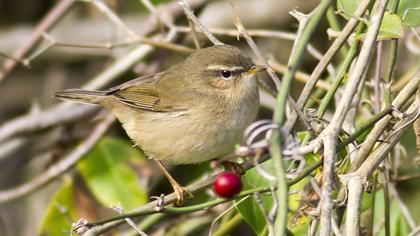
[106,73,187,112]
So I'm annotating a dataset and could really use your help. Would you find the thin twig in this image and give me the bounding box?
[350,71,420,171]
[370,104,416,165]
[388,183,417,230]
[0,114,115,203]
[269,57,331,90]
[176,25,336,69]
[345,102,419,235]
[208,196,250,236]
[90,0,138,39]
[277,0,335,233]
[42,32,195,54]
[366,172,378,236]
[227,3,317,132]
[227,0,288,234]
[111,204,148,236]
[187,19,201,49]
[177,25,293,39]
[80,158,323,235]
[139,0,175,29]
[255,192,275,236]
[0,138,28,163]
[0,0,76,81]
[284,0,373,132]
[326,6,350,58]
[374,42,383,113]
[345,175,364,236]
[383,171,391,236]
[317,22,366,119]
[0,51,28,66]
[228,0,282,90]
[382,0,400,107]
[408,225,420,236]
[0,104,98,144]
[396,173,420,182]
[319,132,337,236]
[212,213,243,236]
[320,1,389,235]
[178,0,223,45]
[0,38,157,143]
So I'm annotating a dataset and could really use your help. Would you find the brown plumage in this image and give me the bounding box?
[55,45,263,204]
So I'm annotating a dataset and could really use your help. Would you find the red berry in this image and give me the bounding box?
[213,172,242,198]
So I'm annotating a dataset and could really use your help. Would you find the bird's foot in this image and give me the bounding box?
[172,183,194,206]
[221,161,245,176]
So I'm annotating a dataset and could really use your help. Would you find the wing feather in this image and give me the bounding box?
[106,72,186,112]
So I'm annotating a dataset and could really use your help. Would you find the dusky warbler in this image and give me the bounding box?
[55,45,264,204]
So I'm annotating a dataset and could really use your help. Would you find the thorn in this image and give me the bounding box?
[72,219,89,235]
[151,194,165,211]
[390,106,407,119]
[110,203,124,214]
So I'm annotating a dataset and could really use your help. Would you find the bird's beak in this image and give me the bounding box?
[248,65,266,75]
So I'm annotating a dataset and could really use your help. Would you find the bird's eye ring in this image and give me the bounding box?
[220,70,232,80]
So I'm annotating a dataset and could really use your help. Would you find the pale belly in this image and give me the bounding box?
[117,101,258,165]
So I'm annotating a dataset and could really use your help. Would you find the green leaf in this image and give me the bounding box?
[39,179,75,236]
[397,0,420,27]
[290,217,310,236]
[337,0,362,19]
[378,12,404,39]
[337,0,420,27]
[236,197,270,235]
[360,191,374,212]
[235,161,274,235]
[356,11,404,40]
[78,137,147,210]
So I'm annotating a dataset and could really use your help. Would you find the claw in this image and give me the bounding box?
[173,184,194,206]
[221,161,245,176]
[154,159,194,206]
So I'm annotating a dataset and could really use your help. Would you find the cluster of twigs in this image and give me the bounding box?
[1,0,420,235]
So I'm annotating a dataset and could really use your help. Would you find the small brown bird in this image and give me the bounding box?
[55,45,263,204]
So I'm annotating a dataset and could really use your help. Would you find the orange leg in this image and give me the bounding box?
[154,160,193,206]
[221,161,245,176]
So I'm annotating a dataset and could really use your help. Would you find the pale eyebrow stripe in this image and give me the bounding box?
[206,64,244,71]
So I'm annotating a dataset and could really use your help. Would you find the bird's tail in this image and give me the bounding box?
[54,89,108,105]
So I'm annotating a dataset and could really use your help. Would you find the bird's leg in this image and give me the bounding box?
[154,160,193,206]
[221,161,245,176]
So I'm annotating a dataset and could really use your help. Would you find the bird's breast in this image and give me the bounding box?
[120,87,259,165]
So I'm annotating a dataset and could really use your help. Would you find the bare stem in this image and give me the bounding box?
[285,0,373,132]
[270,0,334,234]
[320,1,389,235]
[0,0,76,81]
[0,114,115,203]
[383,0,400,106]
[345,175,364,236]
[374,42,383,113]
[351,71,420,171]
[178,0,223,45]
[383,172,391,236]
[345,101,419,235]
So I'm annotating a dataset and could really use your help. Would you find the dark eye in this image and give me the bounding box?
[220,70,232,79]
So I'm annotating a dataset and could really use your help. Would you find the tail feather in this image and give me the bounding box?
[54,89,107,105]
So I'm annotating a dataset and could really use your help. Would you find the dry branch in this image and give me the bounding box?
[319,0,389,234]
[0,0,76,81]
[284,0,373,133]
[0,114,114,203]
